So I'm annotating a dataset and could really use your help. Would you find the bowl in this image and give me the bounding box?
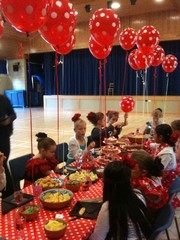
[44,219,67,239]
[40,188,73,210]
[96,168,104,178]
[65,180,81,192]
[35,177,64,191]
[19,204,39,221]
[128,134,144,144]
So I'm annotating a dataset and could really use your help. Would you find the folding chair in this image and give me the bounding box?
[168,176,180,239]
[55,142,68,163]
[148,203,175,240]
[8,153,34,191]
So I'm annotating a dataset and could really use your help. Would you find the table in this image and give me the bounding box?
[0,174,103,240]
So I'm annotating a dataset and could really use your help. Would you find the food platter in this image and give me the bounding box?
[35,177,64,191]
[68,170,98,183]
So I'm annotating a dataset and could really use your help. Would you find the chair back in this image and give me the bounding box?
[148,203,175,240]
[168,176,180,202]
[8,153,33,191]
[55,142,68,163]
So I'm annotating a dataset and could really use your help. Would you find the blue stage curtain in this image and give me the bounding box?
[42,40,180,96]
[0,60,7,74]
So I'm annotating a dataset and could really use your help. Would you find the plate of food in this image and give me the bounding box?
[68,170,98,183]
[35,176,64,191]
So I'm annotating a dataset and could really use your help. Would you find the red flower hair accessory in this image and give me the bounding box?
[121,155,136,169]
[72,113,81,122]
[170,131,179,143]
[87,112,96,121]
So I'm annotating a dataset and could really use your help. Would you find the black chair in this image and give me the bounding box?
[8,153,33,191]
[168,176,180,239]
[148,203,175,240]
[55,142,68,163]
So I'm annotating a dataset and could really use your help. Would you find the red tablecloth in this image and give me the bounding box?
[0,174,103,240]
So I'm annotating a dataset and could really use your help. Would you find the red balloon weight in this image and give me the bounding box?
[151,45,165,67]
[1,0,49,33]
[136,25,160,55]
[39,0,76,46]
[128,49,140,70]
[162,54,178,73]
[52,34,76,55]
[89,36,112,60]
[0,15,4,38]
[89,8,120,47]
[135,49,153,69]
[120,96,135,113]
[119,28,137,51]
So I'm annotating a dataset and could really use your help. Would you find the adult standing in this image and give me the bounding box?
[0,94,16,198]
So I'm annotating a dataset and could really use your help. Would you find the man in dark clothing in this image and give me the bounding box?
[0,94,16,198]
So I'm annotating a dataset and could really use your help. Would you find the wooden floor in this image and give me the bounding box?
[9,107,180,239]
[9,107,179,159]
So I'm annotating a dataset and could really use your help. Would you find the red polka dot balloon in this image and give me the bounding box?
[119,28,137,51]
[0,15,4,38]
[89,35,112,60]
[135,49,153,69]
[39,0,76,46]
[120,96,135,113]
[128,49,140,71]
[52,33,76,55]
[1,0,49,33]
[162,54,178,73]
[136,25,160,55]
[151,45,165,67]
[89,8,120,47]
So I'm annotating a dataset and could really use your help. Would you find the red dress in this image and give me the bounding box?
[25,156,58,182]
[132,176,169,211]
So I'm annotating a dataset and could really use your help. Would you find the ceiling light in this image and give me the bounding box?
[130,0,137,5]
[75,11,78,15]
[85,4,92,13]
[155,0,164,2]
[111,2,120,9]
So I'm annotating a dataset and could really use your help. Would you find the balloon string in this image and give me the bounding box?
[153,67,157,109]
[98,60,103,146]
[55,52,60,144]
[121,51,128,96]
[144,68,149,113]
[27,35,33,155]
[163,73,169,122]
[135,71,139,114]
[103,58,107,138]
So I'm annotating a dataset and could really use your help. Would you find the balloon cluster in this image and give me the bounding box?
[119,25,178,73]
[89,8,120,59]
[0,0,77,55]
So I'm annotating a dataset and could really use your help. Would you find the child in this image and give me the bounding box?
[67,113,95,165]
[0,152,6,191]
[89,161,152,240]
[171,119,180,137]
[131,151,169,213]
[87,111,122,148]
[25,132,60,183]
[143,108,163,135]
[106,110,128,138]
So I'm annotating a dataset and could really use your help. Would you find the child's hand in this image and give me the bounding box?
[0,152,6,173]
[124,113,128,119]
[87,141,96,150]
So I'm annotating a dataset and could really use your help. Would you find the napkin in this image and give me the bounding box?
[69,201,102,219]
[2,192,34,215]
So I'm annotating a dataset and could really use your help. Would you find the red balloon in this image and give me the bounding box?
[128,49,140,70]
[52,33,76,55]
[0,15,4,38]
[89,36,112,60]
[120,96,135,113]
[136,25,160,55]
[39,0,76,46]
[135,49,153,69]
[119,28,137,51]
[151,45,165,67]
[162,54,178,73]
[89,8,120,47]
[1,0,49,33]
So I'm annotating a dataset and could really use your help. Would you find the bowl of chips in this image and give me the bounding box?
[65,180,81,192]
[40,188,73,210]
[35,176,64,191]
[19,204,39,221]
[44,219,67,239]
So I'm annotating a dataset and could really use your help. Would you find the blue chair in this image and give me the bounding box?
[55,142,68,163]
[168,176,180,240]
[8,153,33,191]
[148,203,175,240]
